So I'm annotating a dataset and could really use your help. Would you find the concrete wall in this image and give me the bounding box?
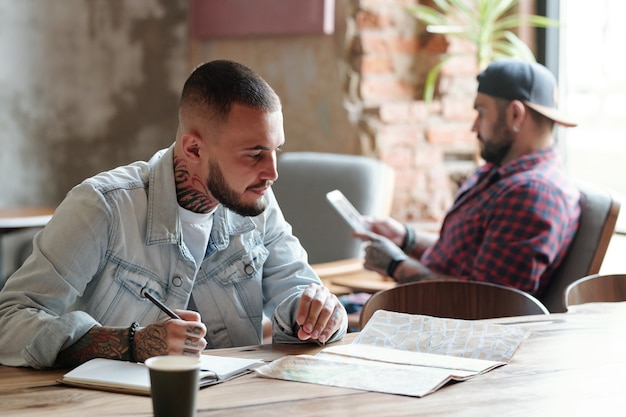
[189,1,359,154]
[0,0,359,277]
[0,0,188,207]
[0,1,357,210]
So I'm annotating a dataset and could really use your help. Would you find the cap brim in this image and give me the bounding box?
[525,102,578,127]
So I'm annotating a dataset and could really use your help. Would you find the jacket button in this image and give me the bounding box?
[172,276,183,287]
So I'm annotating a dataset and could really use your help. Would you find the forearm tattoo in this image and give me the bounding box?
[56,326,129,367]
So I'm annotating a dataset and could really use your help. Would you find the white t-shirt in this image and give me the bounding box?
[178,206,216,271]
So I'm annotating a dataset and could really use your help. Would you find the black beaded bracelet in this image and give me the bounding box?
[401,224,415,254]
[128,322,139,363]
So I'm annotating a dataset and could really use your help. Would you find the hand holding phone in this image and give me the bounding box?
[325,190,369,234]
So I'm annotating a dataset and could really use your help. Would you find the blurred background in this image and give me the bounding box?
[1,0,624,277]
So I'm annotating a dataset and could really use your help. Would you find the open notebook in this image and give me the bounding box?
[59,354,263,396]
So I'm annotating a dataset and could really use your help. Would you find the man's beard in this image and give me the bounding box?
[207,160,268,217]
[480,114,514,165]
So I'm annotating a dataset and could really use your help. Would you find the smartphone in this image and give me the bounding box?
[326,189,369,234]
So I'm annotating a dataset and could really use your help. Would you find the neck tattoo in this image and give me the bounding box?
[173,156,218,213]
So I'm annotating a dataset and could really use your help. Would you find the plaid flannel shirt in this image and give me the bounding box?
[422,146,581,296]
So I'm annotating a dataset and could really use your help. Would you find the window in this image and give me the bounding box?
[558,0,626,232]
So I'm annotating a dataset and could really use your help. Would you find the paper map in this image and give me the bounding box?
[254,310,528,397]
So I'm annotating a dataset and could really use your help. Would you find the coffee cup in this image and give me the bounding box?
[145,355,201,417]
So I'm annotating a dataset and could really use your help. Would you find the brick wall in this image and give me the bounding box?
[343,0,479,222]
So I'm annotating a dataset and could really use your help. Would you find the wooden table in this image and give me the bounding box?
[0,207,55,279]
[312,257,394,296]
[2,302,626,416]
[0,207,55,232]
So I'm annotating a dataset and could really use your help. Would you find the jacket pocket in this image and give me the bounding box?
[211,244,269,286]
[205,244,269,320]
[89,262,166,325]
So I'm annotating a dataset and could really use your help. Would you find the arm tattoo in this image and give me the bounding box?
[56,326,130,367]
[56,322,172,367]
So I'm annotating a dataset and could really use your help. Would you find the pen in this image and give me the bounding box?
[141,289,182,320]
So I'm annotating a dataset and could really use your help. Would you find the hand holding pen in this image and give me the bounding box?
[132,288,208,361]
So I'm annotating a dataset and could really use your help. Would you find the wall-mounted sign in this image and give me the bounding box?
[191,0,335,38]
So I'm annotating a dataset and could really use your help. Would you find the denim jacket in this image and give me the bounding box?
[0,145,346,368]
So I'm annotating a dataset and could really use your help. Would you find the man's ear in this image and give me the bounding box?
[509,100,527,126]
[180,133,203,162]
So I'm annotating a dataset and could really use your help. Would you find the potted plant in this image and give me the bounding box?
[407,0,558,101]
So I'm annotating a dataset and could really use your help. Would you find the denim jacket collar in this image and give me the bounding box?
[144,144,256,251]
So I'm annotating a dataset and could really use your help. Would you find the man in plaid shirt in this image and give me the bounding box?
[356,59,581,297]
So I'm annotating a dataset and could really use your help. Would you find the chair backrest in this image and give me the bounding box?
[564,273,626,310]
[272,152,395,264]
[539,183,620,313]
[359,279,549,329]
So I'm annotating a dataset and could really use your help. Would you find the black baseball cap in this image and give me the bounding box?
[477,59,577,127]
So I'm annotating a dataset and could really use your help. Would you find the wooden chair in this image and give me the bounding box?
[539,183,620,313]
[564,273,626,310]
[359,279,549,329]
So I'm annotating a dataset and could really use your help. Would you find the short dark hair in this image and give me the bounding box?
[180,60,281,124]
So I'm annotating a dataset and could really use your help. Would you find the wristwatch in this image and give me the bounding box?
[386,257,406,279]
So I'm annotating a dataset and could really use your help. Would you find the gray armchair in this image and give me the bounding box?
[539,182,621,312]
[272,152,395,264]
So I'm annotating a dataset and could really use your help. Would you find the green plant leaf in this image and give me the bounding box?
[495,14,558,31]
[406,6,449,27]
[406,0,558,100]
[487,0,517,22]
[443,0,474,17]
[432,0,453,13]
[423,57,451,103]
[500,31,537,61]
[425,25,467,35]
